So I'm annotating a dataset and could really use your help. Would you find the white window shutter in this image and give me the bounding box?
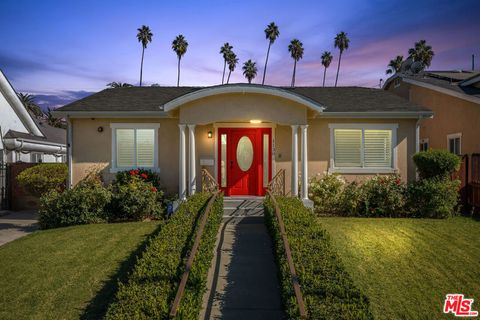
[136,129,155,167]
[334,129,362,167]
[116,129,135,167]
[364,130,392,167]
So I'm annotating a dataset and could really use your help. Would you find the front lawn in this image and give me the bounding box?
[0,221,161,320]
[319,217,480,319]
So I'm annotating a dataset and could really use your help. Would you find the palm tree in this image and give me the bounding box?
[172,34,189,87]
[408,40,434,68]
[386,56,404,75]
[288,39,304,87]
[136,25,153,87]
[45,108,66,129]
[226,51,239,84]
[262,22,280,85]
[334,31,350,87]
[18,93,43,118]
[220,43,233,84]
[106,82,133,88]
[321,51,333,87]
[242,60,257,84]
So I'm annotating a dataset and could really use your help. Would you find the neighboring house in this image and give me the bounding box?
[0,70,66,163]
[54,84,432,200]
[384,70,480,156]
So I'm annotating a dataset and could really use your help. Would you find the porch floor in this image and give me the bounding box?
[199,200,284,320]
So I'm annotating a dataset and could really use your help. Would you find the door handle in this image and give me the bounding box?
[230,160,233,169]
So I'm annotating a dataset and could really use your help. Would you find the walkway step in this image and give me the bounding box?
[200,214,284,320]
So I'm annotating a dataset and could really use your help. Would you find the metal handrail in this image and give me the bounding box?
[267,169,286,196]
[169,190,219,318]
[266,189,307,319]
[202,168,219,193]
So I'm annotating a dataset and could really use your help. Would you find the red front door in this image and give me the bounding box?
[218,128,271,196]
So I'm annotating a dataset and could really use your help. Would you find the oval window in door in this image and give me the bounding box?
[237,136,254,171]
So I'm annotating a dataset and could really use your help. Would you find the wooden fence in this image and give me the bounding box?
[453,154,480,212]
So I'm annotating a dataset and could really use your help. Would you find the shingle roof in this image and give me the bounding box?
[4,120,66,145]
[56,85,431,114]
[402,75,480,98]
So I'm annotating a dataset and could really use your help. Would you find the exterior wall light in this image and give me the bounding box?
[250,120,262,124]
[97,126,104,133]
[207,131,213,138]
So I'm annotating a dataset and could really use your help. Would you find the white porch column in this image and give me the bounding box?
[188,124,196,195]
[300,125,309,200]
[178,124,187,200]
[291,125,299,197]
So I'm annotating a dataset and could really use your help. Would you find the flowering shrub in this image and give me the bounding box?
[337,181,362,216]
[110,176,164,221]
[359,175,406,217]
[308,173,345,215]
[115,169,161,189]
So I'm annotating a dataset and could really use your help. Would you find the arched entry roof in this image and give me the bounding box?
[163,84,325,113]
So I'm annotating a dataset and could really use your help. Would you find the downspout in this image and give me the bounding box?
[415,117,422,181]
[67,116,73,189]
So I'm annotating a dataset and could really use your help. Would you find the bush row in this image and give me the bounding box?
[309,174,459,218]
[39,170,164,229]
[105,192,223,319]
[265,196,373,319]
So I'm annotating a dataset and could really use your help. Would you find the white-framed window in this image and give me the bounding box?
[329,123,398,173]
[110,123,160,173]
[420,138,429,152]
[31,152,43,163]
[447,133,461,155]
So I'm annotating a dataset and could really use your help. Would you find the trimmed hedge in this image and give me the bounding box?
[413,149,461,179]
[17,163,67,196]
[265,196,373,319]
[105,192,223,319]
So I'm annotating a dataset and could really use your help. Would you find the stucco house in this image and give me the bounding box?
[54,84,432,200]
[0,70,66,164]
[384,70,480,156]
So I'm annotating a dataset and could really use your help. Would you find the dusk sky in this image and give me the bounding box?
[1,0,479,110]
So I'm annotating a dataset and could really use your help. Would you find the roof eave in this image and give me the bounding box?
[52,110,172,118]
[318,111,434,119]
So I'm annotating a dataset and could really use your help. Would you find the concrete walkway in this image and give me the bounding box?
[0,211,38,246]
[200,198,284,320]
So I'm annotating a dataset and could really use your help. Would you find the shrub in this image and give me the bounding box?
[358,175,406,217]
[337,181,362,216]
[105,192,223,319]
[265,196,373,319]
[406,178,460,218]
[17,163,67,196]
[308,173,345,215]
[110,176,164,221]
[115,169,161,189]
[413,150,461,179]
[39,178,112,229]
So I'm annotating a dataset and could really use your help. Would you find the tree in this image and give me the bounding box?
[288,39,304,87]
[106,82,133,88]
[242,60,257,84]
[262,22,280,85]
[18,93,43,118]
[220,43,233,84]
[136,25,153,87]
[45,108,66,129]
[321,51,333,87]
[334,31,350,87]
[172,34,189,87]
[408,40,434,68]
[386,55,404,75]
[226,51,239,84]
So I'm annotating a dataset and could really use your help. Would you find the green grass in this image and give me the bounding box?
[318,217,480,320]
[0,221,161,320]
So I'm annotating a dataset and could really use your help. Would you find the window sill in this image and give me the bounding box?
[110,167,161,174]
[328,167,397,174]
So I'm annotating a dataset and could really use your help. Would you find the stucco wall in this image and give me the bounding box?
[71,118,180,195]
[409,86,480,155]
